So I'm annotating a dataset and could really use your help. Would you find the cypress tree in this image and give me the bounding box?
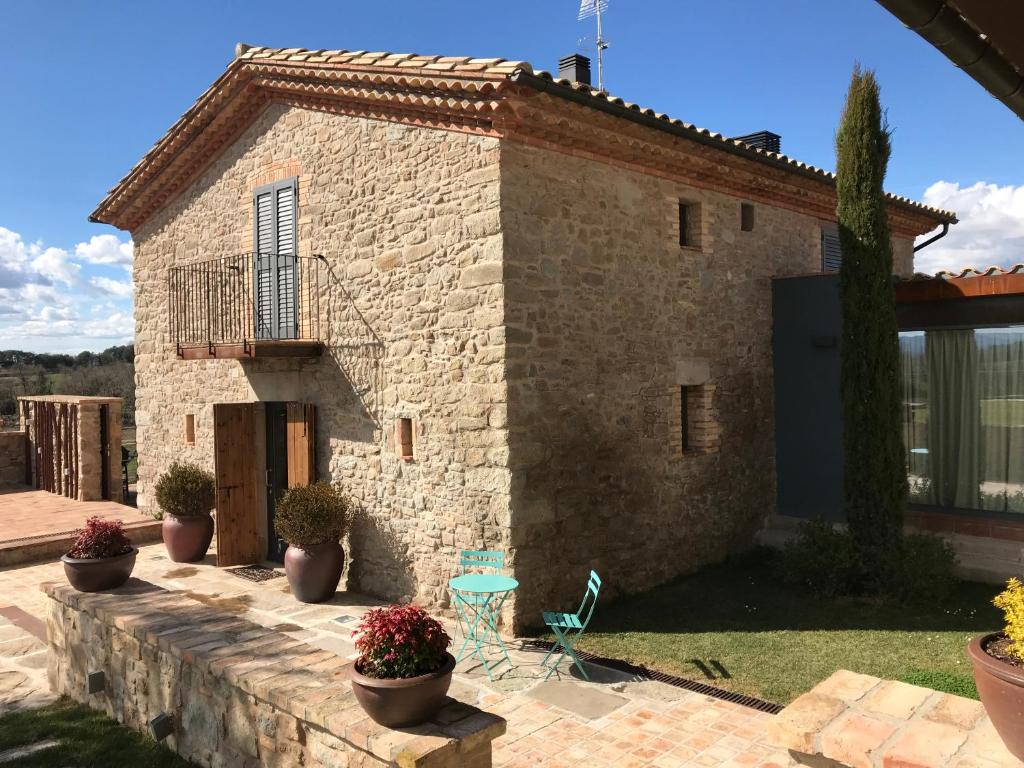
[835,66,907,591]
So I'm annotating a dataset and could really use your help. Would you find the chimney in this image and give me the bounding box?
[558,54,592,86]
[731,130,782,154]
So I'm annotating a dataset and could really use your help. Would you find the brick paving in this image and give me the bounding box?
[0,540,796,766]
[0,487,157,543]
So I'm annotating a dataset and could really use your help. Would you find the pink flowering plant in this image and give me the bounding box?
[354,604,451,679]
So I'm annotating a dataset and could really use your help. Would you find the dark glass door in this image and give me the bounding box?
[265,402,289,562]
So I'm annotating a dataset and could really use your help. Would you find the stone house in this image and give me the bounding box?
[90,45,953,629]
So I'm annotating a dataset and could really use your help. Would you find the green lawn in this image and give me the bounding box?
[572,548,999,705]
[0,699,195,767]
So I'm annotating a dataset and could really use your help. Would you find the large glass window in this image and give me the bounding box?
[900,327,1024,514]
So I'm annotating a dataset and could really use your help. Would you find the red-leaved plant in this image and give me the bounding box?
[354,604,451,679]
[67,517,132,560]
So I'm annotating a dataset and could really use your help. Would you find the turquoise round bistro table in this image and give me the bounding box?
[448,573,519,680]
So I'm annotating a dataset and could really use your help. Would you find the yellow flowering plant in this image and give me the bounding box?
[993,577,1024,661]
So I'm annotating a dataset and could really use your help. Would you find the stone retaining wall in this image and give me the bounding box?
[45,581,505,768]
[0,430,25,487]
[767,669,1019,768]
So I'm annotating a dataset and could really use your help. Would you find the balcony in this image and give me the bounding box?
[169,253,327,360]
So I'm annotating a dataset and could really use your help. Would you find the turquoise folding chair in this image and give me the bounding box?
[541,570,601,680]
[453,550,504,642]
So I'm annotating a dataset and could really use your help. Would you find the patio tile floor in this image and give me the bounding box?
[0,542,796,766]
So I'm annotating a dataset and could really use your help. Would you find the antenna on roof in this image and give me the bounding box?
[578,0,609,90]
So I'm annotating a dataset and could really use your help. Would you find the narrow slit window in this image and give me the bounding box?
[678,202,691,247]
[679,387,690,453]
[184,414,195,444]
[397,417,414,460]
[741,203,755,232]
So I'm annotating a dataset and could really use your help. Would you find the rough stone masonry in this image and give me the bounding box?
[112,48,942,631]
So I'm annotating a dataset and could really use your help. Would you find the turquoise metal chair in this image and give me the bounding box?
[541,570,601,680]
[453,550,504,639]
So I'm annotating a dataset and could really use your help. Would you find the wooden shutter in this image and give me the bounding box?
[286,402,316,488]
[822,229,843,272]
[252,178,298,340]
[275,184,297,339]
[213,403,260,565]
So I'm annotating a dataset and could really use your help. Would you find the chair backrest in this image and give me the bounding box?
[575,570,602,630]
[459,550,504,574]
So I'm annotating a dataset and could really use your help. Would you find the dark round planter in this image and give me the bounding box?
[161,513,214,562]
[61,548,138,592]
[350,653,456,728]
[968,633,1024,761]
[283,541,345,603]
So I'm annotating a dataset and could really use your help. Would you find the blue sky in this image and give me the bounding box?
[1,0,1021,352]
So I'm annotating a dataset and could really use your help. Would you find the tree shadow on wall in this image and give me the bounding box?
[346,505,417,604]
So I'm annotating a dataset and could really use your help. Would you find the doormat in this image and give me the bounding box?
[227,565,284,583]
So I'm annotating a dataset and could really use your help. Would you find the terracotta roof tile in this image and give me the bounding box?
[92,43,956,228]
[923,264,1024,279]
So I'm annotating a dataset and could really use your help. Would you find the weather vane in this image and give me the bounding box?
[577,0,609,90]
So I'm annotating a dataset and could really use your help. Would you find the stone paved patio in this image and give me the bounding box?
[0,542,795,767]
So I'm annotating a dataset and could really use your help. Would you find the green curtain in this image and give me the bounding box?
[900,334,929,493]
[925,329,982,509]
[977,330,1024,513]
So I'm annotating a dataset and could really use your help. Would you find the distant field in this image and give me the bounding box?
[910,398,1024,428]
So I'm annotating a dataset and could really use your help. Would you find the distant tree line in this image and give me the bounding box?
[0,344,135,427]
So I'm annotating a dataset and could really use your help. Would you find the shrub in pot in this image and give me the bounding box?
[968,577,1024,760]
[61,517,137,592]
[350,604,455,727]
[155,462,216,562]
[274,483,349,603]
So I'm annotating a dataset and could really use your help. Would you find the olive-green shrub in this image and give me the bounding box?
[154,462,215,518]
[274,482,350,548]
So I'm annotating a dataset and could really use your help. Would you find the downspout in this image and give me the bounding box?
[913,221,950,252]
[875,0,1024,120]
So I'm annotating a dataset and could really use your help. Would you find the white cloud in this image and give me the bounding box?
[75,234,133,266]
[30,246,80,286]
[0,226,134,352]
[915,181,1024,275]
[90,276,134,298]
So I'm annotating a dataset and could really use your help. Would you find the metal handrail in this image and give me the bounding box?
[168,253,327,348]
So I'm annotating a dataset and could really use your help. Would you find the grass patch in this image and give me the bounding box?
[568,548,996,705]
[0,698,194,767]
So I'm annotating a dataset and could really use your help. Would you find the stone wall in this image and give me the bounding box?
[499,139,917,626]
[132,104,509,608]
[45,581,504,768]
[0,430,25,487]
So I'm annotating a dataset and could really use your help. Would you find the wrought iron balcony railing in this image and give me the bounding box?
[168,253,328,358]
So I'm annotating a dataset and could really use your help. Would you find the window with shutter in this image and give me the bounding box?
[252,178,299,339]
[821,228,843,272]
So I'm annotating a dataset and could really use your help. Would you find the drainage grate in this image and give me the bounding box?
[521,640,783,715]
[227,565,284,583]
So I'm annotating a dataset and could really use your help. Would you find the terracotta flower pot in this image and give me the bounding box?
[61,548,138,592]
[350,652,456,727]
[968,633,1024,761]
[161,513,214,562]
[283,541,345,603]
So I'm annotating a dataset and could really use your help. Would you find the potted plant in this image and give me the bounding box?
[350,604,455,727]
[155,461,216,562]
[968,577,1024,760]
[274,482,349,603]
[61,517,137,592]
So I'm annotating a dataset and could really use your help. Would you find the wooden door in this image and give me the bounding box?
[213,403,260,566]
[286,402,316,488]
